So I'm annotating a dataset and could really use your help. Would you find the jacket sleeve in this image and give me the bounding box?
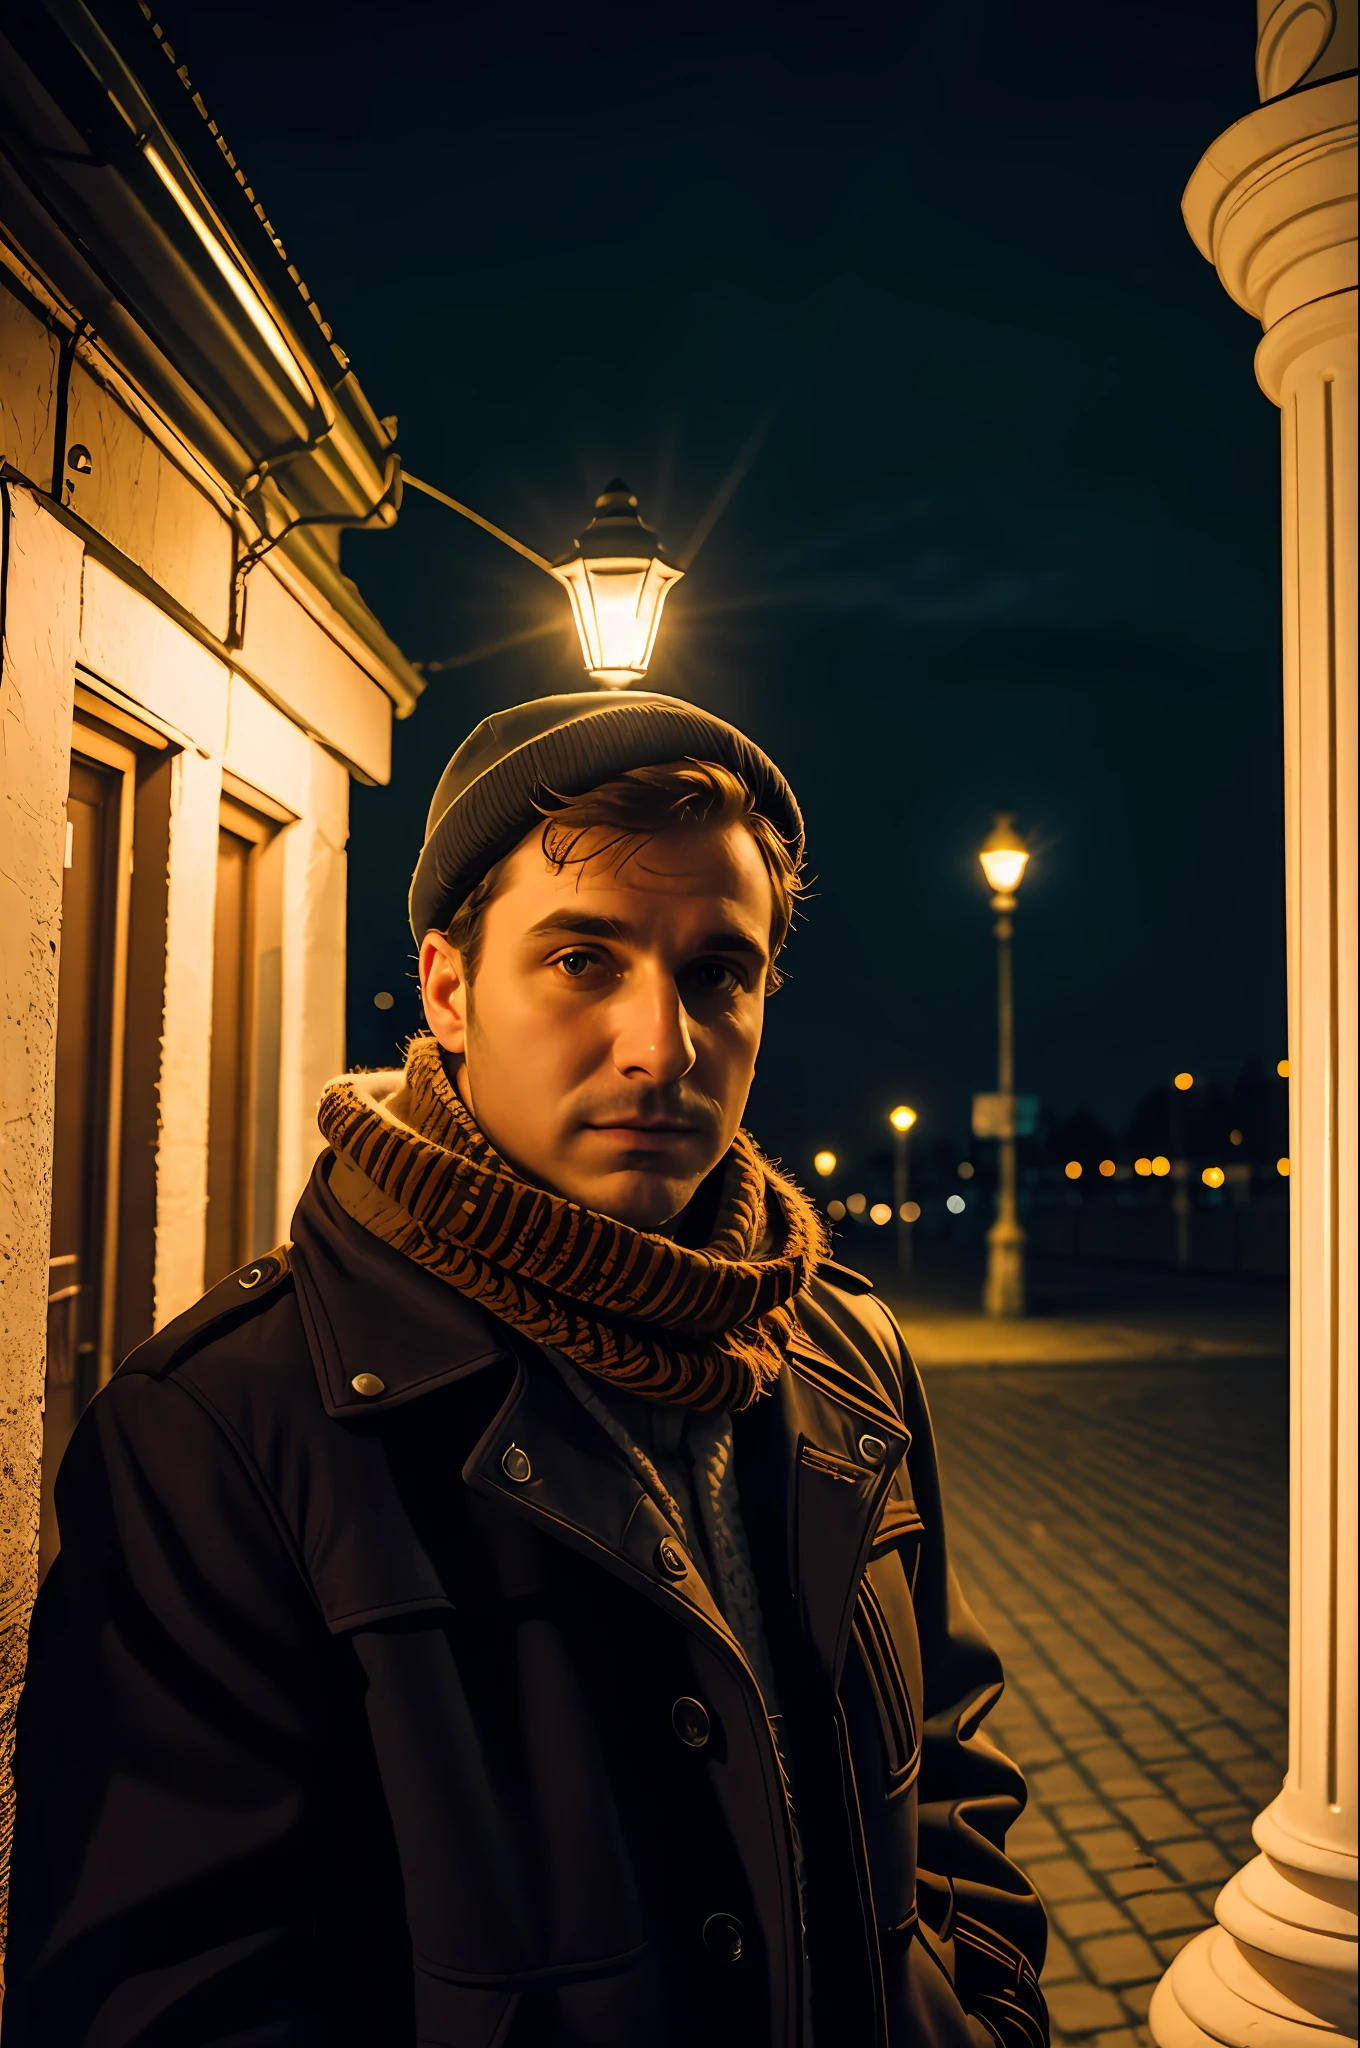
[872,1295,1050,2048]
[3,1362,403,2047]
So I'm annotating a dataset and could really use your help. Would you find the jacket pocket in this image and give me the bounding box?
[851,1573,920,1789]
[415,1973,519,2047]
[799,1441,866,1484]
[952,1913,1049,2048]
[870,1483,925,1599]
[325,1591,456,1634]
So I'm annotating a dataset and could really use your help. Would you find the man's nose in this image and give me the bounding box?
[613,969,696,1085]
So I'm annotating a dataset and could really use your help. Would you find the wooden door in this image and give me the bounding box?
[41,727,135,1576]
[205,795,281,1286]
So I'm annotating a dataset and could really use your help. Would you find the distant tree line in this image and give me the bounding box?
[1041,1055,1287,1172]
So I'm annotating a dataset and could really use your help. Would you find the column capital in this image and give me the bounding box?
[1181,73,1357,387]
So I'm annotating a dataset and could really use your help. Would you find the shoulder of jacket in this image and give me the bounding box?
[802,1260,913,1393]
[811,1257,876,1297]
[115,1246,296,1384]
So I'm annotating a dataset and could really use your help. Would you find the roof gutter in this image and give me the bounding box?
[0,0,424,710]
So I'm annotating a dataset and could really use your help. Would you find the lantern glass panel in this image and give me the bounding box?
[552,555,683,687]
[979,846,1029,893]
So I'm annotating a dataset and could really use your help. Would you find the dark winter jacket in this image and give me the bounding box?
[6,1159,1048,2048]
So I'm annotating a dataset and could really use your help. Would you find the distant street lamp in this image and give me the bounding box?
[978,814,1030,1317]
[889,1105,917,1272]
[1170,1070,1193,1267]
[402,472,682,687]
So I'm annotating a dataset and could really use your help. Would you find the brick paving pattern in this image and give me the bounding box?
[925,1359,1288,2048]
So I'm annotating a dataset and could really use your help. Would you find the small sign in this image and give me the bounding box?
[972,1092,1039,1139]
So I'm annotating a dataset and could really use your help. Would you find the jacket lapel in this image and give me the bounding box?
[462,1350,747,1663]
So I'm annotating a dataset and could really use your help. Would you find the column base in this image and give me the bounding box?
[1150,1802,1358,2048]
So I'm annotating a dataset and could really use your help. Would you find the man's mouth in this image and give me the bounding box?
[586,1117,697,1135]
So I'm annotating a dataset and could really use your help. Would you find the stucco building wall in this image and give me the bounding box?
[0,168,407,1940]
[0,491,82,1893]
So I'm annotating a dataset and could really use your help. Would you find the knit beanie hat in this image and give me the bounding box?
[408,691,802,938]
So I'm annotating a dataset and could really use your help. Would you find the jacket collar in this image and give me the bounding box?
[291,1158,908,1682]
[290,1156,514,1414]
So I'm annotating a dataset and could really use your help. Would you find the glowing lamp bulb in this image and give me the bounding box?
[813,1150,837,1178]
[550,479,683,687]
[889,1105,916,1133]
[978,812,1029,896]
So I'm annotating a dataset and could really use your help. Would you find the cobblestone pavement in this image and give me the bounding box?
[923,1358,1288,2048]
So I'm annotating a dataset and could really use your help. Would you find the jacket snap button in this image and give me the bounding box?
[656,1538,688,1578]
[350,1373,386,1398]
[672,1696,710,1748]
[858,1432,888,1466]
[501,1445,532,1483]
[702,1912,744,1962]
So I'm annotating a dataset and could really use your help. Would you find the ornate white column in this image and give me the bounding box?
[1150,8,1357,2048]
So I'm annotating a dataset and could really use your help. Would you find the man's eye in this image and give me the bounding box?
[687,960,743,993]
[556,951,596,977]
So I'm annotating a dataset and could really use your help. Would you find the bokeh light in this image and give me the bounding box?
[870,1202,892,1226]
[813,1149,837,1177]
[1152,1155,1171,1177]
[946,1195,966,1215]
[1134,1157,1153,1177]
[889,1106,917,1133]
[1229,1129,1243,1146]
[1174,1072,1193,1091]
[1202,1166,1225,1188]
[1278,1059,1290,1078]
[373,990,395,1010]
[900,1201,921,1222]
[847,1192,867,1216]
[1099,1159,1116,1177]
[1065,1161,1082,1180]
[827,1199,846,1221]
[957,1162,975,1180]
[1277,1157,1290,1177]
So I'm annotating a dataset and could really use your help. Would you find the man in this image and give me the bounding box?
[8,692,1048,2048]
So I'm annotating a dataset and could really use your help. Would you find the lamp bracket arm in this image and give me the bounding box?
[402,471,553,576]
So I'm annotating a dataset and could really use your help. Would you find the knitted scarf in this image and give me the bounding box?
[316,1034,827,1412]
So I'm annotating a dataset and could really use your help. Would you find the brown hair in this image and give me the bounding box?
[445,757,805,990]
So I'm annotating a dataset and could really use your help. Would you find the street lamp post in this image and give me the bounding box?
[979,814,1030,1318]
[889,1106,917,1272]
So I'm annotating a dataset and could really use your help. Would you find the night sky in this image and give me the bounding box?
[172,0,1286,1182]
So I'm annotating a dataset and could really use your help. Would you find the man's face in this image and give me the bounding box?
[420,818,773,1231]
